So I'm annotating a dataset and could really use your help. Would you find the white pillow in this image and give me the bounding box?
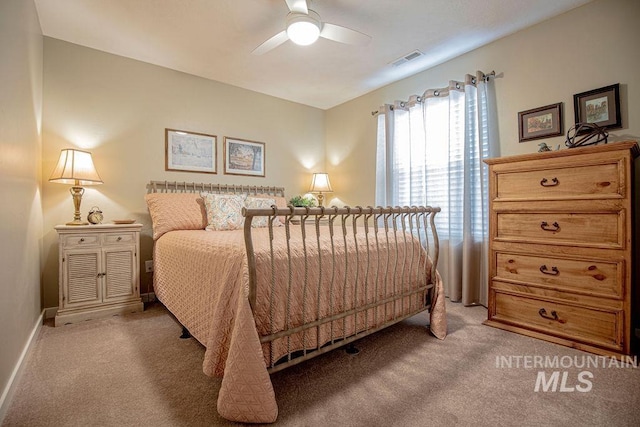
[245,196,283,228]
[201,193,246,231]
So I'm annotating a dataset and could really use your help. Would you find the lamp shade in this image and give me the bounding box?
[49,149,103,185]
[309,173,333,193]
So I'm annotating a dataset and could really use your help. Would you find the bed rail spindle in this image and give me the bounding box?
[268,215,277,369]
[300,209,310,357]
[284,214,294,362]
[341,209,349,340]
[328,214,337,345]
[363,209,373,331]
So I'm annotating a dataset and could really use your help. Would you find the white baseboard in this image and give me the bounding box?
[0,310,44,423]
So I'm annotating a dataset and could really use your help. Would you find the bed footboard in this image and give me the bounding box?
[242,205,440,373]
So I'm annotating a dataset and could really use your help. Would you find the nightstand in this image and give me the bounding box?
[54,223,144,326]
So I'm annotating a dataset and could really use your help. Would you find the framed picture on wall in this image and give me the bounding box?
[223,137,265,177]
[518,102,563,142]
[165,128,217,174]
[573,83,621,130]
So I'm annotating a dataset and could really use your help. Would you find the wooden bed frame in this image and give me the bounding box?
[147,180,441,374]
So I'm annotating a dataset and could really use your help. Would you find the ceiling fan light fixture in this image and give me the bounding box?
[286,11,321,46]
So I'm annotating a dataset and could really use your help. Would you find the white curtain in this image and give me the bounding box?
[375,71,499,306]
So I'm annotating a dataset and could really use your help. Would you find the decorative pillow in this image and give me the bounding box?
[245,196,283,228]
[249,194,289,223]
[145,193,207,240]
[201,193,246,231]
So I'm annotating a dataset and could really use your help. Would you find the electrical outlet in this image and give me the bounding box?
[145,260,154,273]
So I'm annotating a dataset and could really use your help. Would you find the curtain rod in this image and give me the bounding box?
[371,70,499,116]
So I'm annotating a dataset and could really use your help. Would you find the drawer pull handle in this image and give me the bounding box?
[117,237,122,241]
[540,177,559,187]
[79,238,85,243]
[540,265,559,276]
[540,221,560,232]
[538,308,561,322]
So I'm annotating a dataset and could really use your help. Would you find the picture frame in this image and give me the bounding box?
[224,137,265,177]
[165,128,217,174]
[518,102,563,142]
[573,83,621,130]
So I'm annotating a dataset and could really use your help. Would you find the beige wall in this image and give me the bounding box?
[325,0,640,206]
[41,39,326,308]
[0,0,43,415]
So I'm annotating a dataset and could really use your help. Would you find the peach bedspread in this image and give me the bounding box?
[153,228,446,423]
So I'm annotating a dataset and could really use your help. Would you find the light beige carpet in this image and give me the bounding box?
[3,300,640,426]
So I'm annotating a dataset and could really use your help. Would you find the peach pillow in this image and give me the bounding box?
[145,193,207,240]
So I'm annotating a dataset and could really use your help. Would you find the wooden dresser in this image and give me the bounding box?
[484,141,638,357]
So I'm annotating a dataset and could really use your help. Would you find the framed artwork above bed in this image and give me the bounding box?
[165,128,217,174]
[224,137,265,177]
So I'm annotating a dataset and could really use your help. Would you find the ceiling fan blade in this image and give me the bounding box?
[252,30,289,55]
[320,23,371,46]
[284,0,308,14]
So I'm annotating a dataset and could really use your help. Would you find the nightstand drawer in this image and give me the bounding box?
[495,211,623,249]
[104,232,135,245]
[495,252,623,298]
[495,162,622,201]
[492,291,623,350]
[63,234,100,247]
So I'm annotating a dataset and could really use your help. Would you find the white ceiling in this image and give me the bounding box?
[34,0,593,110]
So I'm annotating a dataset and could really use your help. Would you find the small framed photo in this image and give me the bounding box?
[518,102,563,142]
[224,137,265,177]
[573,83,621,130]
[165,128,217,174]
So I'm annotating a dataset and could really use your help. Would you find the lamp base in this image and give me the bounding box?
[68,185,87,226]
[66,219,89,226]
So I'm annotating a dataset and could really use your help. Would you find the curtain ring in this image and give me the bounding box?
[471,77,476,84]
[416,96,422,102]
[434,90,440,97]
[400,102,405,107]
[455,83,460,89]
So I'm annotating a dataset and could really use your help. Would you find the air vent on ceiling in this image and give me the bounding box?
[390,50,424,67]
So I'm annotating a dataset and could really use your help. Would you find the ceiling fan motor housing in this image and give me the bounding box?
[286,10,321,45]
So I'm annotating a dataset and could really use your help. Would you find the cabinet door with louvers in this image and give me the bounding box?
[103,246,137,302]
[63,248,102,307]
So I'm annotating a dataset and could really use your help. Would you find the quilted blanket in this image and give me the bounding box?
[154,227,446,423]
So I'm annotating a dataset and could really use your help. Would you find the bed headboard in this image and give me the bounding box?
[146,180,285,197]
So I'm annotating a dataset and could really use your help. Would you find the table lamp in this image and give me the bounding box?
[49,149,103,225]
[309,172,333,207]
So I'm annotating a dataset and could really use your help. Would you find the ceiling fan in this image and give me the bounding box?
[252,0,372,55]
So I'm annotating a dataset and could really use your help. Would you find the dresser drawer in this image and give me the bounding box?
[495,252,623,298]
[495,162,622,201]
[495,211,623,249]
[104,232,135,245]
[62,234,100,247]
[492,291,622,350]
